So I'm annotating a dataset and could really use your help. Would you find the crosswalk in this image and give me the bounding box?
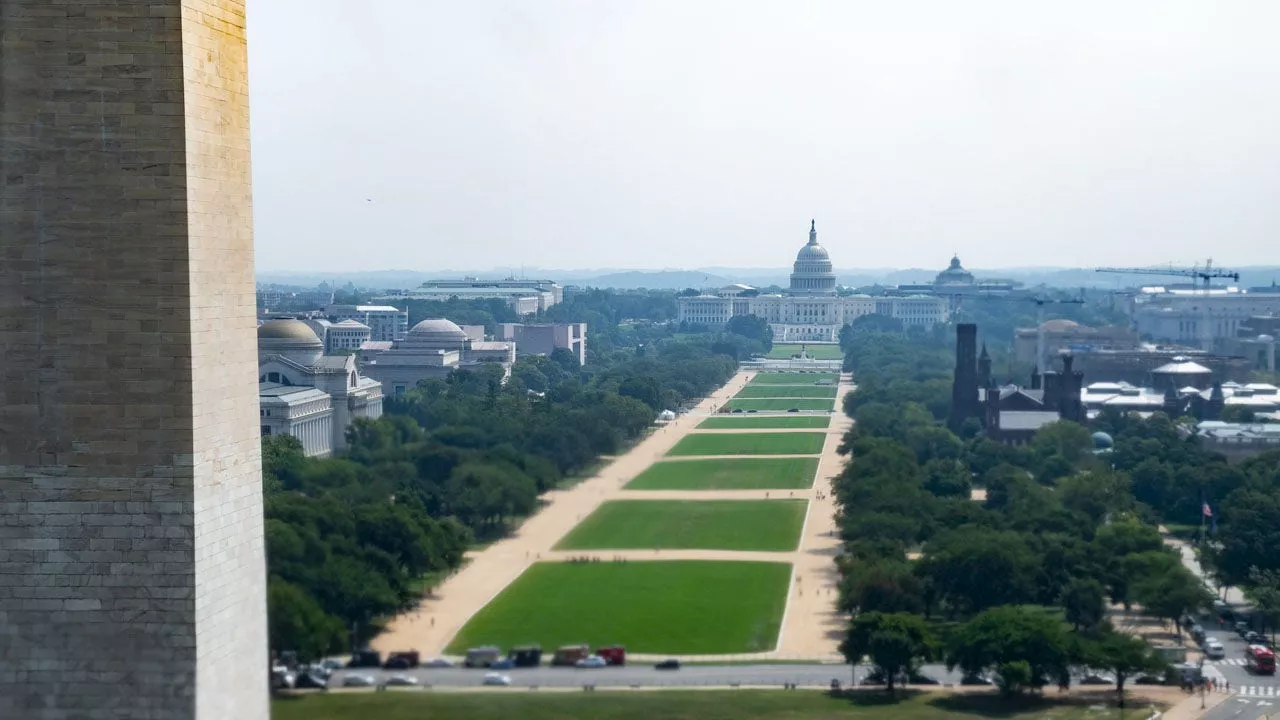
[1235,685,1280,697]
[1207,658,1248,666]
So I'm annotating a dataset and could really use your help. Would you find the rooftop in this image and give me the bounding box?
[1000,410,1063,431]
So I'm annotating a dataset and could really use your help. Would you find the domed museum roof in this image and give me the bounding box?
[257,319,322,346]
[1040,319,1081,333]
[408,318,469,343]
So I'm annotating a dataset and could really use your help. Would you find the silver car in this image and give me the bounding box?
[342,674,376,688]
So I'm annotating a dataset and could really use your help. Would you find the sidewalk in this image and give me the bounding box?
[1158,689,1230,720]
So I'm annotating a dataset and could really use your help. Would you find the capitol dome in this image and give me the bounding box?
[788,220,837,295]
[407,318,469,346]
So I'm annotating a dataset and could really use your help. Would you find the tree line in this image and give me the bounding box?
[834,321,1210,704]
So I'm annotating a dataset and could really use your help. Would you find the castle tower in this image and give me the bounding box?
[949,324,979,431]
[0,2,268,718]
[978,343,992,388]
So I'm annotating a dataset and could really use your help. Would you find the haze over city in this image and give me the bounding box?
[250,0,1280,272]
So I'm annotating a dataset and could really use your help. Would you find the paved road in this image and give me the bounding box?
[325,662,965,690]
[1201,694,1279,720]
[1195,613,1280,698]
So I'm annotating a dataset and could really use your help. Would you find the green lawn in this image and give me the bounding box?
[751,372,840,384]
[445,561,790,654]
[734,385,838,399]
[625,457,820,490]
[724,398,835,412]
[555,500,807,551]
[667,432,827,456]
[766,343,843,360]
[698,415,831,429]
[273,690,1146,720]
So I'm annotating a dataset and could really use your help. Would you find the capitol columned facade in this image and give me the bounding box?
[677,221,950,342]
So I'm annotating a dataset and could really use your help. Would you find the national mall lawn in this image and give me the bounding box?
[667,432,827,456]
[625,457,820,490]
[697,416,831,429]
[723,398,836,411]
[750,371,840,384]
[555,500,807,552]
[734,384,838,399]
[766,343,844,360]
[445,561,790,654]
[274,690,1142,720]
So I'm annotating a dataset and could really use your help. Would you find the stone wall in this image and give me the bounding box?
[0,1,267,718]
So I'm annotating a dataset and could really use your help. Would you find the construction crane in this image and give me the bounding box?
[1095,260,1240,351]
[967,292,1086,372]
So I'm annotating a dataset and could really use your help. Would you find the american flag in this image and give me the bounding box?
[1202,502,1213,518]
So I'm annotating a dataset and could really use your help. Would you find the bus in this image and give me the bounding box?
[1246,645,1276,675]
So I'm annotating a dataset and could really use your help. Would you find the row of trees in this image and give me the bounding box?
[834,325,1210,704]
[265,309,754,659]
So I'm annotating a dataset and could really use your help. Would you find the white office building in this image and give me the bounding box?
[325,304,408,342]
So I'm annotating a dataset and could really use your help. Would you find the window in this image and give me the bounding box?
[260,426,271,436]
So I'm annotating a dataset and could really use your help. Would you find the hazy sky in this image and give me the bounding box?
[248,1,1280,272]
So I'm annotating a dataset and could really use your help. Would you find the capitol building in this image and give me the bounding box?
[677,221,949,342]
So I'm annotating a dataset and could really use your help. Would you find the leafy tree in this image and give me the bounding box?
[1061,577,1107,632]
[1059,470,1134,526]
[946,605,1073,693]
[921,459,972,499]
[995,660,1034,697]
[839,560,926,615]
[725,314,773,350]
[1217,489,1280,586]
[918,527,1040,617]
[1081,628,1166,707]
[1246,568,1280,642]
[268,577,346,660]
[840,612,935,693]
[1133,563,1213,636]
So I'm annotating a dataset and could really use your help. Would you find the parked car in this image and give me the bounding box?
[575,655,607,669]
[488,658,515,670]
[859,670,886,686]
[1245,631,1263,645]
[1205,639,1226,659]
[482,673,512,686]
[423,658,455,668]
[1133,673,1166,685]
[293,672,329,690]
[1079,672,1116,686]
[654,659,681,670]
[960,673,995,686]
[1235,621,1252,636]
[342,674,376,688]
[385,674,419,687]
[907,673,941,685]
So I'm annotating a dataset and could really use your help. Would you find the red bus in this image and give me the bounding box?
[1246,645,1276,675]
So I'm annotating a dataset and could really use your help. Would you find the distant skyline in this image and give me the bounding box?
[249,1,1280,272]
